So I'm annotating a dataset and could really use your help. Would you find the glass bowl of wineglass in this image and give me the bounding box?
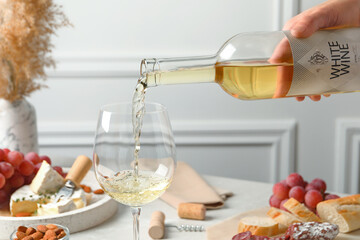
[93,102,176,240]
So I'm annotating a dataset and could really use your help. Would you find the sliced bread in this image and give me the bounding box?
[238,215,280,237]
[283,198,321,222]
[317,194,360,233]
[267,207,303,232]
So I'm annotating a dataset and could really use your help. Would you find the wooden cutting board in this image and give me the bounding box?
[206,207,360,240]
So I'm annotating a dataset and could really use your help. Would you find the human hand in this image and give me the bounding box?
[283,0,360,101]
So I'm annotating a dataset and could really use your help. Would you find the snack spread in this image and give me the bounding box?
[10,160,86,217]
[232,222,339,240]
[233,172,360,239]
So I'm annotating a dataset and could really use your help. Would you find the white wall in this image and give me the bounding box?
[29,0,360,193]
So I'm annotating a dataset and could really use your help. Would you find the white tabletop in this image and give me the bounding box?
[70,175,273,240]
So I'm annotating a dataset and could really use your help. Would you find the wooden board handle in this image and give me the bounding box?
[66,155,93,186]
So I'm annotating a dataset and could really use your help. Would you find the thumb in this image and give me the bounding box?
[289,14,328,38]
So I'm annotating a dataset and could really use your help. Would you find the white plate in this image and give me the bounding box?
[0,169,118,240]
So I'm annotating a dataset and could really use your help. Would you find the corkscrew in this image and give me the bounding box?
[166,224,205,232]
[148,211,205,239]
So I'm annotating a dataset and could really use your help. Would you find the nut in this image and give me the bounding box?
[17,226,27,233]
[30,232,43,240]
[93,189,104,194]
[26,227,36,235]
[22,237,34,240]
[45,224,58,230]
[15,224,67,240]
[36,225,48,233]
[43,230,56,239]
[16,231,26,240]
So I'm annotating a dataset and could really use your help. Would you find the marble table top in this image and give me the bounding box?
[70,175,273,240]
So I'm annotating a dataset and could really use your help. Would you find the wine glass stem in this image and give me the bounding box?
[131,207,141,240]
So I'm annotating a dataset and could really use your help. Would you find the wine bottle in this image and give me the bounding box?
[140,28,360,100]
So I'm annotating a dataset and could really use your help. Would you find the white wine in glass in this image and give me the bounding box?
[93,102,176,240]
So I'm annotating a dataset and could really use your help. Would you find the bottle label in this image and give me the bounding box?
[284,28,360,96]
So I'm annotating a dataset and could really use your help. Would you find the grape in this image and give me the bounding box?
[7,151,23,167]
[61,172,67,178]
[286,173,305,188]
[0,162,14,179]
[24,173,35,185]
[18,160,35,176]
[3,148,10,154]
[0,189,7,204]
[325,194,340,200]
[25,152,41,165]
[303,181,308,188]
[280,198,289,211]
[39,155,51,165]
[269,195,282,208]
[0,173,5,189]
[305,183,317,192]
[2,182,12,194]
[53,166,63,175]
[9,171,25,188]
[0,149,6,161]
[289,186,306,203]
[34,163,42,174]
[310,178,327,193]
[273,182,290,200]
[305,190,323,209]
[280,179,288,186]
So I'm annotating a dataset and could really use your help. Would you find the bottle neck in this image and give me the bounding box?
[140,55,217,87]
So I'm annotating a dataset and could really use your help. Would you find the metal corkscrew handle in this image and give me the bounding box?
[166,224,205,232]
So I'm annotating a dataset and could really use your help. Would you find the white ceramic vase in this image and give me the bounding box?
[0,98,38,153]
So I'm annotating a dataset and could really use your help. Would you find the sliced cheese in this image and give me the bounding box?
[37,198,76,216]
[30,161,64,194]
[70,188,87,209]
[10,185,51,216]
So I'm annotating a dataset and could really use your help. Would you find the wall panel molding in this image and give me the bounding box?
[272,0,300,31]
[38,119,296,182]
[335,119,360,193]
[47,55,140,78]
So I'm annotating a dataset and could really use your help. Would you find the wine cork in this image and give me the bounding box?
[148,211,165,239]
[177,203,206,220]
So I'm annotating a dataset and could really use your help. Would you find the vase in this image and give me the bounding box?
[0,98,38,153]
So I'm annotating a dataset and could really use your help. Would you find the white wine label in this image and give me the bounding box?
[284,28,360,96]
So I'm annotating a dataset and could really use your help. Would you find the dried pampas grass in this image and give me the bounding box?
[0,0,70,102]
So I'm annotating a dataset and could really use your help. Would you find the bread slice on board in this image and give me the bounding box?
[238,215,281,237]
[317,194,360,233]
[267,207,303,232]
[283,198,321,222]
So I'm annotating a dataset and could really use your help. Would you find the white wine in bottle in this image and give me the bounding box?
[140,28,360,100]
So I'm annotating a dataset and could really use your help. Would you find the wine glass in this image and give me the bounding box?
[93,102,176,240]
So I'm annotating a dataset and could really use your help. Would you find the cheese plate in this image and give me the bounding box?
[0,169,118,240]
[206,207,360,240]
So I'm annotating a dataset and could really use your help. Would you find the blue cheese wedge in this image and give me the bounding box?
[10,185,52,216]
[30,161,64,194]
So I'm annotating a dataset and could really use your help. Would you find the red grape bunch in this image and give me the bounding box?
[0,148,66,205]
[269,173,340,212]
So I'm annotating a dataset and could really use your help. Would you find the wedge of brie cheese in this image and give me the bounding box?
[10,185,52,216]
[37,198,76,216]
[10,160,88,216]
[30,161,64,194]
